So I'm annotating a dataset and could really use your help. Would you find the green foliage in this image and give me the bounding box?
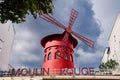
[0,0,54,23]
[99,59,119,70]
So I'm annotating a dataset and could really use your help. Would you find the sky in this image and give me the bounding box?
[9,0,120,69]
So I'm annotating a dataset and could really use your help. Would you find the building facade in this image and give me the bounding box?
[101,13,120,68]
[0,21,15,71]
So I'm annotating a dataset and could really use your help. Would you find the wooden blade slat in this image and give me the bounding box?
[68,9,78,29]
[40,14,66,30]
[71,31,94,48]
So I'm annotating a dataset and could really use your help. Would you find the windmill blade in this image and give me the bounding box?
[71,31,94,48]
[39,14,66,30]
[68,9,78,29]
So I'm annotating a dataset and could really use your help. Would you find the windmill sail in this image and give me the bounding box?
[40,9,94,48]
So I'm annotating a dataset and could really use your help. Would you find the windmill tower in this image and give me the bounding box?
[40,9,94,74]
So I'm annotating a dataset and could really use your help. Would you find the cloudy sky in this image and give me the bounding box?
[10,0,120,69]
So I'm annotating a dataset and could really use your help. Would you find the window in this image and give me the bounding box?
[44,49,47,53]
[107,47,110,54]
[55,51,61,59]
[44,55,46,62]
[70,54,73,62]
[64,52,68,60]
[0,39,4,53]
[114,35,116,38]
[45,47,51,53]
[48,47,51,51]
[48,52,52,60]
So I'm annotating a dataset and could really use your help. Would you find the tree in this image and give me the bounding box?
[99,59,119,71]
[0,0,54,23]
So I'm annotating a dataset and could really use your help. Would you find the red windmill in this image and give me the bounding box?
[40,9,94,75]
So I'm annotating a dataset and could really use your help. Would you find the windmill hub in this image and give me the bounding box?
[66,27,71,33]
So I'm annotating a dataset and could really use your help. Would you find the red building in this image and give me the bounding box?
[41,32,77,74]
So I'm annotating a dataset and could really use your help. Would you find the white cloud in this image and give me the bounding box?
[75,48,103,68]
[10,27,40,68]
[92,0,120,48]
[54,0,75,25]
[19,52,39,62]
[13,28,37,52]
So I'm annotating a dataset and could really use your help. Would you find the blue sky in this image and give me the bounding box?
[10,0,120,69]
